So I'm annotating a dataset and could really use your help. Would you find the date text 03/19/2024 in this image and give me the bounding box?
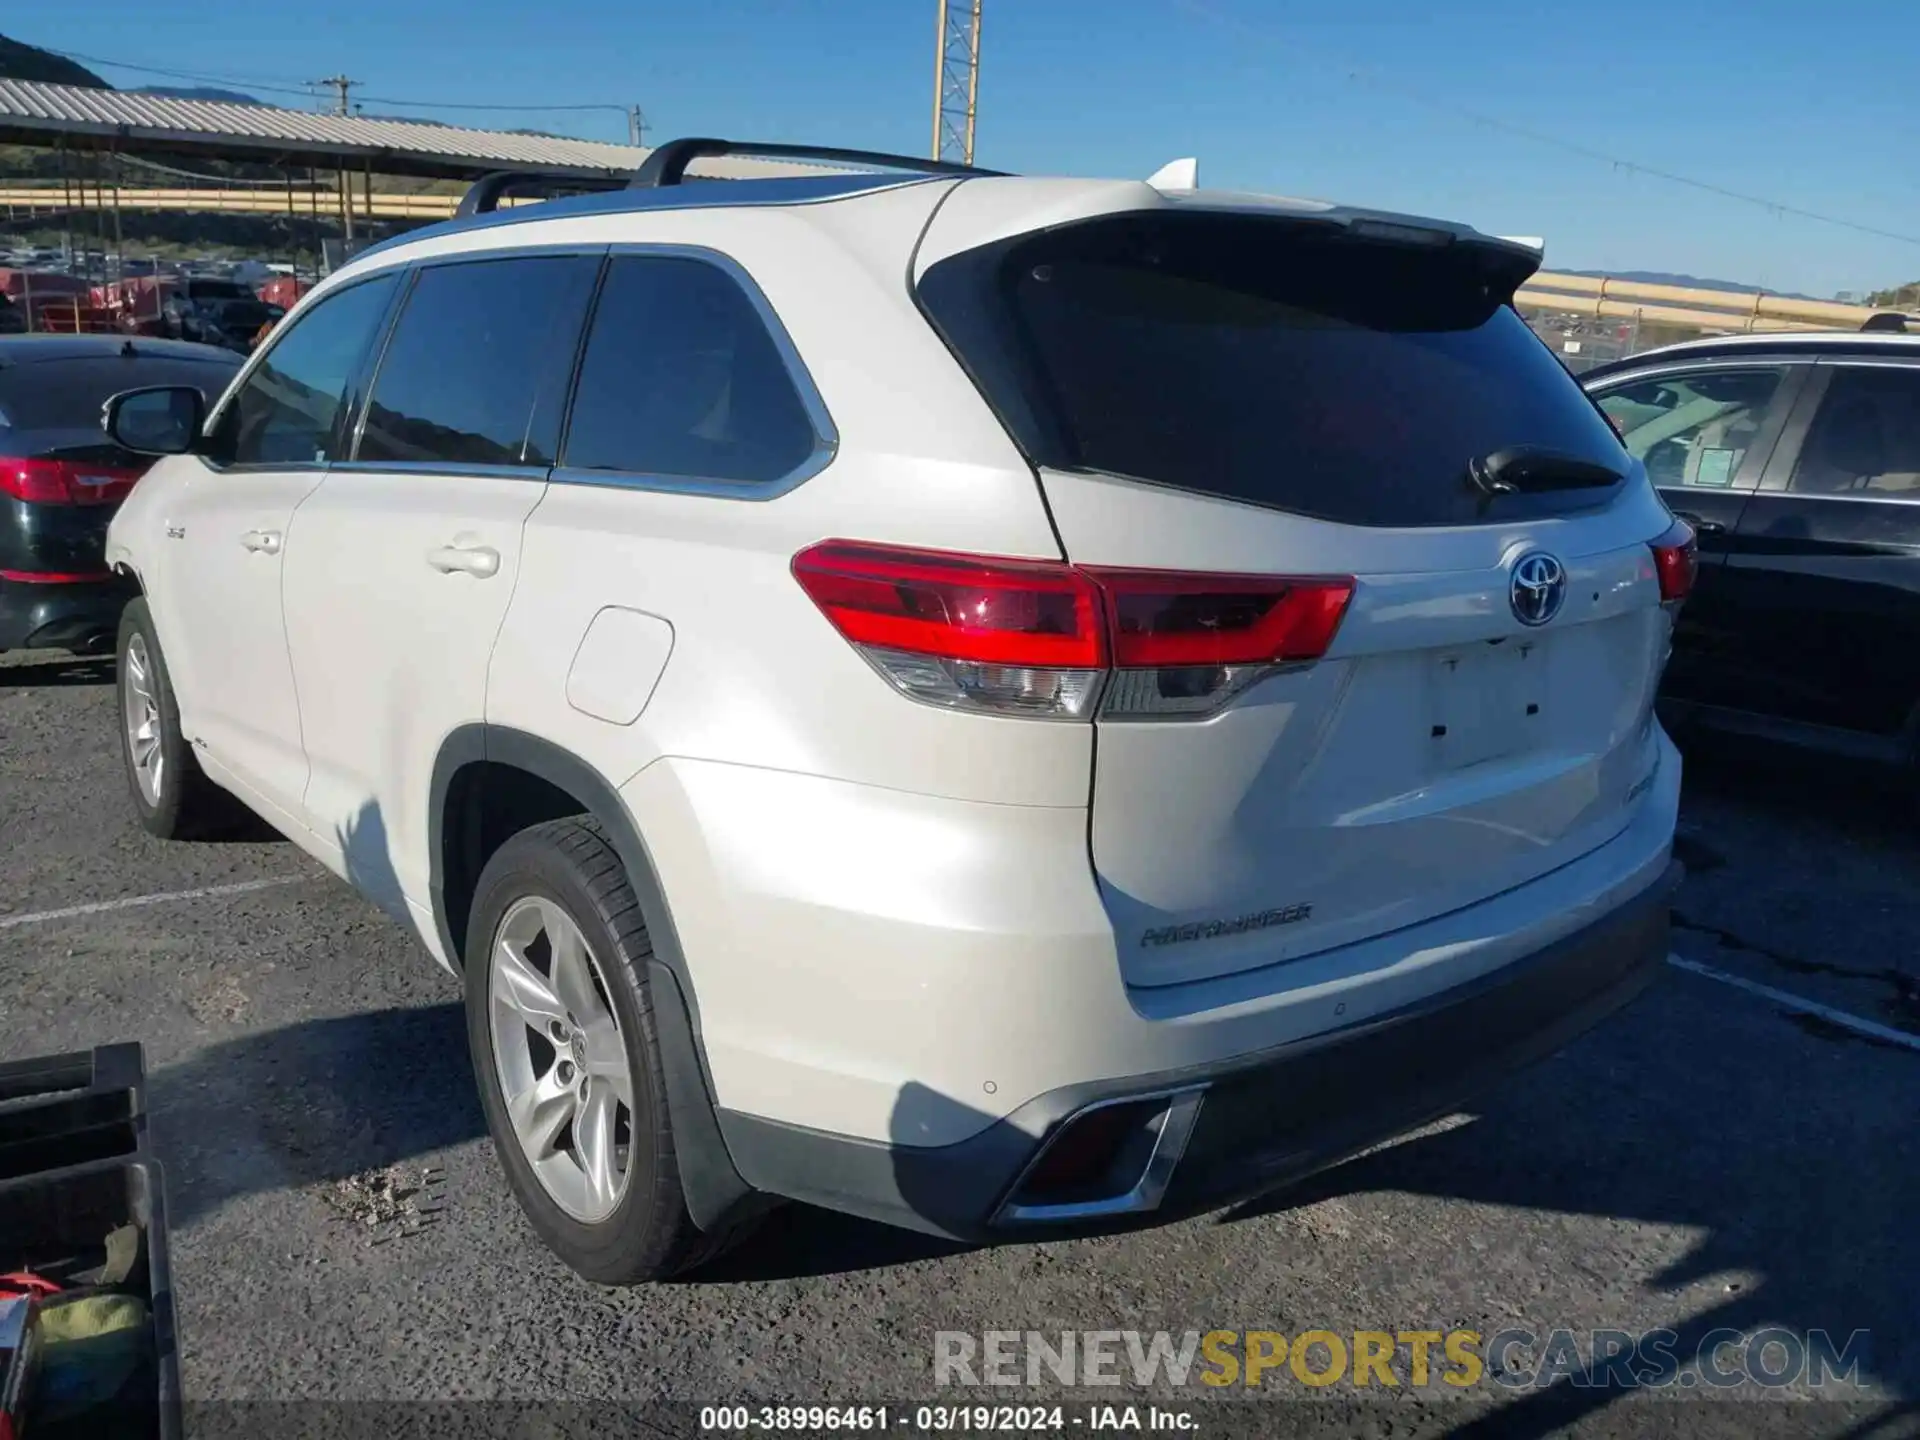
[699,1405,1197,1432]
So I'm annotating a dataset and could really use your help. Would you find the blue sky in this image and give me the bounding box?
[22,0,1920,297]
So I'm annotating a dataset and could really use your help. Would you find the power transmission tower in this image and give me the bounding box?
[628,106,648,148]
[931,0,982,165]
[311,75,359,116]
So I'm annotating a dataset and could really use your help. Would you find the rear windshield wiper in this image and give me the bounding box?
[1465,446,1624,507]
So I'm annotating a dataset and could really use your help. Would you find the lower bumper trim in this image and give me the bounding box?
[715,858,1679,1243]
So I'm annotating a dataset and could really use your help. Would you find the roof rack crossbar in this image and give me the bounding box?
[629,138,1003,189]
[456,171,629,218]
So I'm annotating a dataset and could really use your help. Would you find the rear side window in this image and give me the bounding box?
[1791,367,1920,497]
[358,255,599,468]
[0,356,239,434]
[560,255,819,485]
[918,212,1631,527]
[215,273,399,466]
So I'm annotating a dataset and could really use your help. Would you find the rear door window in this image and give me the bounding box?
[1790,366,1920,498]
[559,255,821,486]
[918,212,1631,527]
[356,255,599,468]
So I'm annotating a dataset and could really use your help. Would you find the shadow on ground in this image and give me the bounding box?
[1223,974,1916,1429]
[0,656,115,688]
[149,1002,483,1231]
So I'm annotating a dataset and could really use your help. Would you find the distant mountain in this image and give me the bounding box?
[133,84,266,107]
[1563,269,1820,302]
[0,33,109,87]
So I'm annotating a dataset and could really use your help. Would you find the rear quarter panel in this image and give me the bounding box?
[482,192,1092,807]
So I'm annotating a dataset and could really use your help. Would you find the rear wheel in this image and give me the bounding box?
[464,817,752,1282]
[116,598,238,839]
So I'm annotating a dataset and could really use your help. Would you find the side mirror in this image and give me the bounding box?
[104,385,206,456]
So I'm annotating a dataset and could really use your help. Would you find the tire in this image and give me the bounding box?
[115,597,239,840]
[464,816,753,1283]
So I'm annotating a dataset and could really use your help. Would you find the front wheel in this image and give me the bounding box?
[464,817,753,1282]
[116,598,238,839]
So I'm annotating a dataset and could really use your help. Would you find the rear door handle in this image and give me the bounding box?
[428,543,501,579]
[241,529,283,554]
[1671,510,1725,536]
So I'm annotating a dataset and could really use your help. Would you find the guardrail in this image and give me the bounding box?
[0,183,466,220]
[1519,271,1907,334]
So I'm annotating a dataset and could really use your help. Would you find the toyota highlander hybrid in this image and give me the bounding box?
[100,140,1688,1282]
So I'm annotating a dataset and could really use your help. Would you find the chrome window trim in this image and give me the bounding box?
[1766,489,1920,509]
[1813,356,1920,371]
[1584,356,1815,395]
[325,459,551,482]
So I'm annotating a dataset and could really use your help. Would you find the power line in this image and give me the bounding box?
[36,40,631,120]
[35,44,323,98]
[1174,0,1920,250]
[310,74,358,117]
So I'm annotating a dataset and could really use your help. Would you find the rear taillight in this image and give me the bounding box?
[791,541,1107,718]
[1087,567,1355,718]
[0,457,143,507]
[1650,520,1697,606]
[792,541,1353,721]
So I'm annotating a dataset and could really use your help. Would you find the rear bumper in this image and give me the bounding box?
[0,574,135,652]
[717,857,1678,1241]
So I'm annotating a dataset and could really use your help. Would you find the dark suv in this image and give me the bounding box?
[1585,332,1920,765]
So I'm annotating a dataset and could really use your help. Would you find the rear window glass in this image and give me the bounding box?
[560,255,819,485]
[0,355,240,433]
[917,212,1631,527]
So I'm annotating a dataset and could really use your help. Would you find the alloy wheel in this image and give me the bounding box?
[488,895,635,1223]
[122,633,165,807]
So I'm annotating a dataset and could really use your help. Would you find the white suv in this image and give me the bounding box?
[102,140,1687,1282]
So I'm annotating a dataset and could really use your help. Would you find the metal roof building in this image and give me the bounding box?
[0,78,831,182]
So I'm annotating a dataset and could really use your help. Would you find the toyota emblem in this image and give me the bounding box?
[1509,552,1567,626]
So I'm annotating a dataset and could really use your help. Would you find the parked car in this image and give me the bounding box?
[1584,332,1920,765]
[102,139,1686,1283]
[159,278,276,352]
[0,335,241,655]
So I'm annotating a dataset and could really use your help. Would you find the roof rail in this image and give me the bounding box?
[455,170,628,218]
[629,137,1004,189]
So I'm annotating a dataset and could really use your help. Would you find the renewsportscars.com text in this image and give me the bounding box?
[934,1328,1871,1392]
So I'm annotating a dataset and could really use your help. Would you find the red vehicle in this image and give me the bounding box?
[0,270,113,332]
[92,276,177,337]
[256,275,311,311]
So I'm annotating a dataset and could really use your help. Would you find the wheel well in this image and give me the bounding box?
[440,760,589,966]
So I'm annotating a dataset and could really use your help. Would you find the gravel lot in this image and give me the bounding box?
[3,647,1917,1439]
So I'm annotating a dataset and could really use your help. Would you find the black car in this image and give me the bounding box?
[161,278,276,352]
[1584,332,1920,765]
[0,335,242,655]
